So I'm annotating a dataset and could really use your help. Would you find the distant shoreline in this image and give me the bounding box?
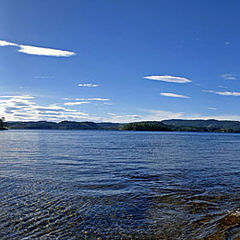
[5,119,240,133]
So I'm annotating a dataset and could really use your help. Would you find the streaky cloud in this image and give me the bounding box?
[34,76,54,79]
[144,75,191,83]
[216,91,240,96]
[75,98,110,101]
[0,95,34,99]
[0,95,93,122]
[0,40,76,57]
[160,92,190,98]
[78,84,98,87]
[64,102,90,106]
[220,73,237,80]
[18,45,75,57]
[218,85,228,89]
[101,109,184,123]
[0,40,18,47]
[63,97,109,101]
[203,90,240,96]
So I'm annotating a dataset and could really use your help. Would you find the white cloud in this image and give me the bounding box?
[141,110,184,121]
[102,109,184,123]
[78,83,98,87]
[2,96,239,123]
[3,96,239,123]
[64,97,109,101]
[0,40,76,57]
[18,45,75,57]
[203,90,240,96]
[160,92,190,98]
[208,107,217,110]
[0,96,94,122]
[0,40,18,47]
[218,85,228,89]
[220,73,237,80]
[144,75,191,83]
[0,96,184,123]
[64,101,90,106]
[217,91,240,96]
[34,76,54,79]
[103,113,141,123]
[75,98,110,101]
[0,95,34,99]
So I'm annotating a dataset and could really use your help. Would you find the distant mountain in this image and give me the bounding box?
[162,119,240,132]
[58,121,99,130]
[7,121,58,129]
[7,121,122,130]
[6,119,240,133]
[96,122,123,130]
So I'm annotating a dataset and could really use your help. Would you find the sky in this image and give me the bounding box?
[0,0,240,123]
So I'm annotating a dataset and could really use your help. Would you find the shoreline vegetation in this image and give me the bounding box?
[0,118,7,130]
[5,119,240,133]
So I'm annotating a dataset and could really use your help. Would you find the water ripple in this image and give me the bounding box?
[0,130,240,239]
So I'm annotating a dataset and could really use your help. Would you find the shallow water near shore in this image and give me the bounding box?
[1,130,240,239]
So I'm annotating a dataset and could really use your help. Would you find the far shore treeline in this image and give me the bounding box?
[4,119,240,133]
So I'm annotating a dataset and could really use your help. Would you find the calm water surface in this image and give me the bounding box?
[1,130,240,239]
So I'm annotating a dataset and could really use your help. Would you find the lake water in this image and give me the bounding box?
[1,130,240,239]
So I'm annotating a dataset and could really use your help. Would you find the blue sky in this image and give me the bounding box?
[0,0,240,122]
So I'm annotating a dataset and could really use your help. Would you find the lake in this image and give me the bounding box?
[0,130,240,239]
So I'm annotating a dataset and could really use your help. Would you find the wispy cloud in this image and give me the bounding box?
[1,96,183,123]
[144,75,191,83]
[18,45,75,57]
[75,98,109,101]
[0,40,18,47]
[0,95,34,99]
[4,96,237,123]
[78,83,98,87]
[216,91,240,96]
[34,76,54,79]
[0,40,76,57]
[64,97,109,101]
[103,109,184,123]
[208,107,217,110]
[104,113,141,123]
[63,97,110,102]
[141,110,184,121]
[220,73,237,80]
[160,92,190,98]
[64,101,90,106]
[0,95,96,122]
[218,85,228,89]
[203,90,240,96]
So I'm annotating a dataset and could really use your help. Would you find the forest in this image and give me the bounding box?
[5,119,240,133]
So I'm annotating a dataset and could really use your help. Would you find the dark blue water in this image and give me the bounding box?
[1,130,240,239]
